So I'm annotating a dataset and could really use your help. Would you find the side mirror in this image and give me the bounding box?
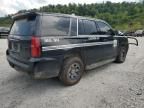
[108,29,116,36]
[114,30,118,35]
[112,30,124,36]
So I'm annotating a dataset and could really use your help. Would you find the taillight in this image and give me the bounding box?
[31,36,41,57]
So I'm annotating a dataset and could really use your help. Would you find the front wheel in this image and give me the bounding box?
[59,56,84,86]
[115,47,127,63]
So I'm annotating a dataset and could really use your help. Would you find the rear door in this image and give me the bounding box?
[8,15,38,62]
[78,19,103,65]
[39,15,81,57]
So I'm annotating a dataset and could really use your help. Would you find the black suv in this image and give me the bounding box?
[7,12,129,85]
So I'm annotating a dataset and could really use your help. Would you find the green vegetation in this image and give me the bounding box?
[0,15,12,27]
[0,1,144,31]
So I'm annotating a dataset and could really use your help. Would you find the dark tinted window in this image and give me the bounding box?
[70,18,77,36]
[83,20,97,35]
[10,18,35,36]
[96,21,111,35]
[78,20,85,35]
[41,16,70,36]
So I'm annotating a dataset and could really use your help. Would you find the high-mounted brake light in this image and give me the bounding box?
[31,36,41,57]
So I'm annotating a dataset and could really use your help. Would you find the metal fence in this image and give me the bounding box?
[0,32,8,39]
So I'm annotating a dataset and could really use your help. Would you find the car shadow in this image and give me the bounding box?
[83,62,114,78]
[0,62,116,99]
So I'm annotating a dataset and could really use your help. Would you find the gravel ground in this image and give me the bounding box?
[0,38,144,108]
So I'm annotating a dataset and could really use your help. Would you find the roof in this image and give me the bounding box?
[12,11,104,22]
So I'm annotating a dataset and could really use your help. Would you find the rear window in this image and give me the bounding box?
[41,16,71,36]
[10,18,36,36]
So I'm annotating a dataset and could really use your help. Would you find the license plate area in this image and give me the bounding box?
[11,42,20,52]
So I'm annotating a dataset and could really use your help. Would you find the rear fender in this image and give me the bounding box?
[63,47,86,66]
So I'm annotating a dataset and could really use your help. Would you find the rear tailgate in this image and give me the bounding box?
[8,36,31,62]
[8,14,38,62]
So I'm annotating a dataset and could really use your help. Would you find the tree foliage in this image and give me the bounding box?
[0,2,144,31]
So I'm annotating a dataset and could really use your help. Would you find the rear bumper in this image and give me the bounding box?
[7,55,33,72]
[7,51,62,79]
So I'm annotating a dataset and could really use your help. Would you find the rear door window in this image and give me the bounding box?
[78,19,85,35]
[70,18,77,36]
[10,18,36,36]
[41,16,70,36]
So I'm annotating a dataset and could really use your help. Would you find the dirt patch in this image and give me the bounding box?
[0,38,144,108]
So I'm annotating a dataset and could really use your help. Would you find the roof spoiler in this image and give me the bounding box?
[12,12,38,20]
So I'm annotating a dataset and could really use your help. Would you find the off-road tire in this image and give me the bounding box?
[115,46,127,63]
[59,56,84,86]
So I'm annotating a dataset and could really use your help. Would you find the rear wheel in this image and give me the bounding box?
[59,56,84,86]
[115,46,127,63]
